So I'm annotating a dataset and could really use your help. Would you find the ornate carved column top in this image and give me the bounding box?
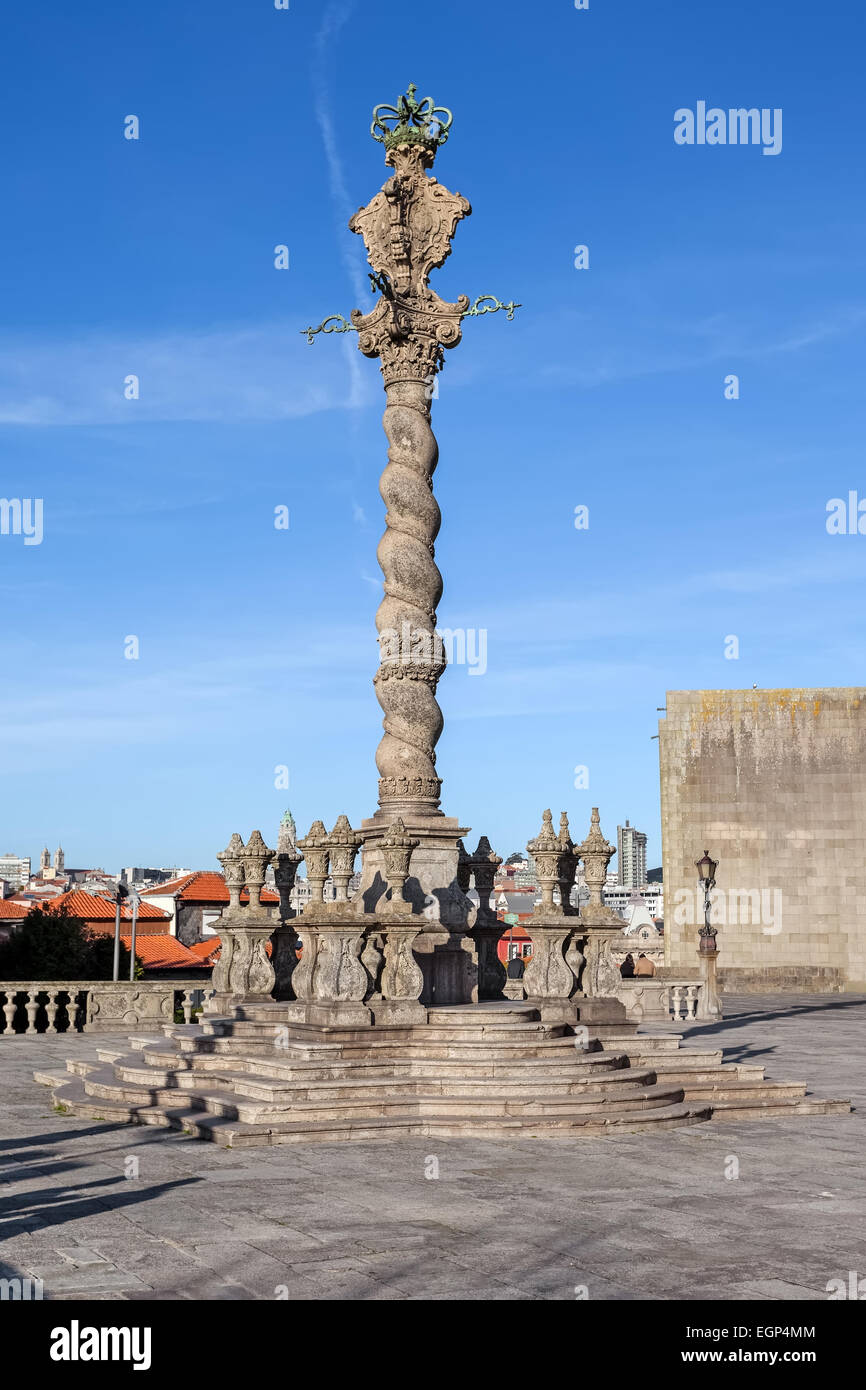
[528,810,566,916]
[576,807,615,907]
[216,832,246,912]
[349,82,470,389]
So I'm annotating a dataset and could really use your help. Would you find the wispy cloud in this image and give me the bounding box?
[533,303,866,390]
[312,0,366,409]
[0,322,373,426]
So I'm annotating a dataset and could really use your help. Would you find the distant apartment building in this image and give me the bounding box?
[122,866,192,889]
[0,853,30,887]
[617,820,647,888]
[603,883,664,920]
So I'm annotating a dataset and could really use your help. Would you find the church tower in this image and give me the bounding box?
[54,845,65,873]
[40,846,51,875]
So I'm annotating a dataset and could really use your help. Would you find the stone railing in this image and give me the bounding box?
[616,977,705,1024]
[0,982,214,1036]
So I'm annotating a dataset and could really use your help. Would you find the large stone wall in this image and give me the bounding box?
[659,688,866,991]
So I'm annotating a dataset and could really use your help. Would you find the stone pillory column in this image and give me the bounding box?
[349,88,469,826]
[348,85,476,1003]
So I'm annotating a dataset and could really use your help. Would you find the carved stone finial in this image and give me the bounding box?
[327,815,362,903]
[470,836,502,899]
[243,831,275,911]
[456,838,472,894]
[380,817,420,913]
[470,835,502,925]
[576,808,616,908]
[556,812,577,914]
[216,833,246,911]
[297,820,330,908]
[527,811,564,915]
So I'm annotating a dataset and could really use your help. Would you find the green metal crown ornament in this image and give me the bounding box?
[370,82,453,151]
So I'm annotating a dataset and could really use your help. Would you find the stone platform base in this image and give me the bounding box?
[36,1001,850,1148]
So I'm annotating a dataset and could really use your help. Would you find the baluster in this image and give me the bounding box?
[24,990,39,1034]
[689,985,700,1019]
[44,989,59,1034]
[0,991,13,1033]
[182,989,194,1024]
[670,985,682,1022]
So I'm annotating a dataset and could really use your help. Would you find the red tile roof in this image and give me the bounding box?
[140,870,279,906]
[47,890,170,923]
[0,899,29,919]
[119,935,206,970]
[188,938,222,964]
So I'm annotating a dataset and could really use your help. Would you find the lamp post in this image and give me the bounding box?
[695,849,718,946]
[694,849,722,1018]
[112,882,129,982]
[128,889,140,982]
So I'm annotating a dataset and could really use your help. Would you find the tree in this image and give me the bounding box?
[0,905,137,981]
[504,852,525,865]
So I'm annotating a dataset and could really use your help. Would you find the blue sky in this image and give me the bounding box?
[2,0,865,874]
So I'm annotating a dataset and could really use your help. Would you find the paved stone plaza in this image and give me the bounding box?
[1,994,863,1301]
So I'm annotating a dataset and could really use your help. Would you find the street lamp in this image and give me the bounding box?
[128,889,141,982]
[112,882,129,982]
[695,849,718,950]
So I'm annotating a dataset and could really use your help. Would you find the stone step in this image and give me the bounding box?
[193,1082,688,1125]
[599,1034,686,1053]
[135,1042,625,1077]
[231,1003,547,1027]
[681,1080,807,1103]
[204,1018,573,1045]
[34,1000,851,1148]
[189,1035,599,1062]
[32,1067,70,1088]
[702,1094,852,1118]
[211,1101,712,1145]
[81,1058,681,1114]
[112,1046,774,1101]
[72,1055,841,1128]
[47,1077,710,1142]
[111,1058,663,1103]
[427,1005,542,1022]
[630,1051,727,1073]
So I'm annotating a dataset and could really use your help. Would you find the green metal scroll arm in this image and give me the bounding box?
[462,295,522,320]
[300,314,358,344]
[300,296,521,344]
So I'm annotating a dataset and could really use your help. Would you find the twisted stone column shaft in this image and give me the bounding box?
[374,378,445,818]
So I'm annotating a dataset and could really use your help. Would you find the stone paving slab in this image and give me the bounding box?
[0,994,863,1301]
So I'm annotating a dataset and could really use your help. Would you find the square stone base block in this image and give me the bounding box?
[523,996,578,1025]
[370,999,427,1025]
[577,997,629,1025]
[285,1001,372,1027]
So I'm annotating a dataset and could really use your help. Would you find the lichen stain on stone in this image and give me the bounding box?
[671,689,866,780]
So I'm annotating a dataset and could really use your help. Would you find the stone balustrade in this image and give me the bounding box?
[614,977,705,1023]
[668,982,702,1021]
[0,982,214,1035]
